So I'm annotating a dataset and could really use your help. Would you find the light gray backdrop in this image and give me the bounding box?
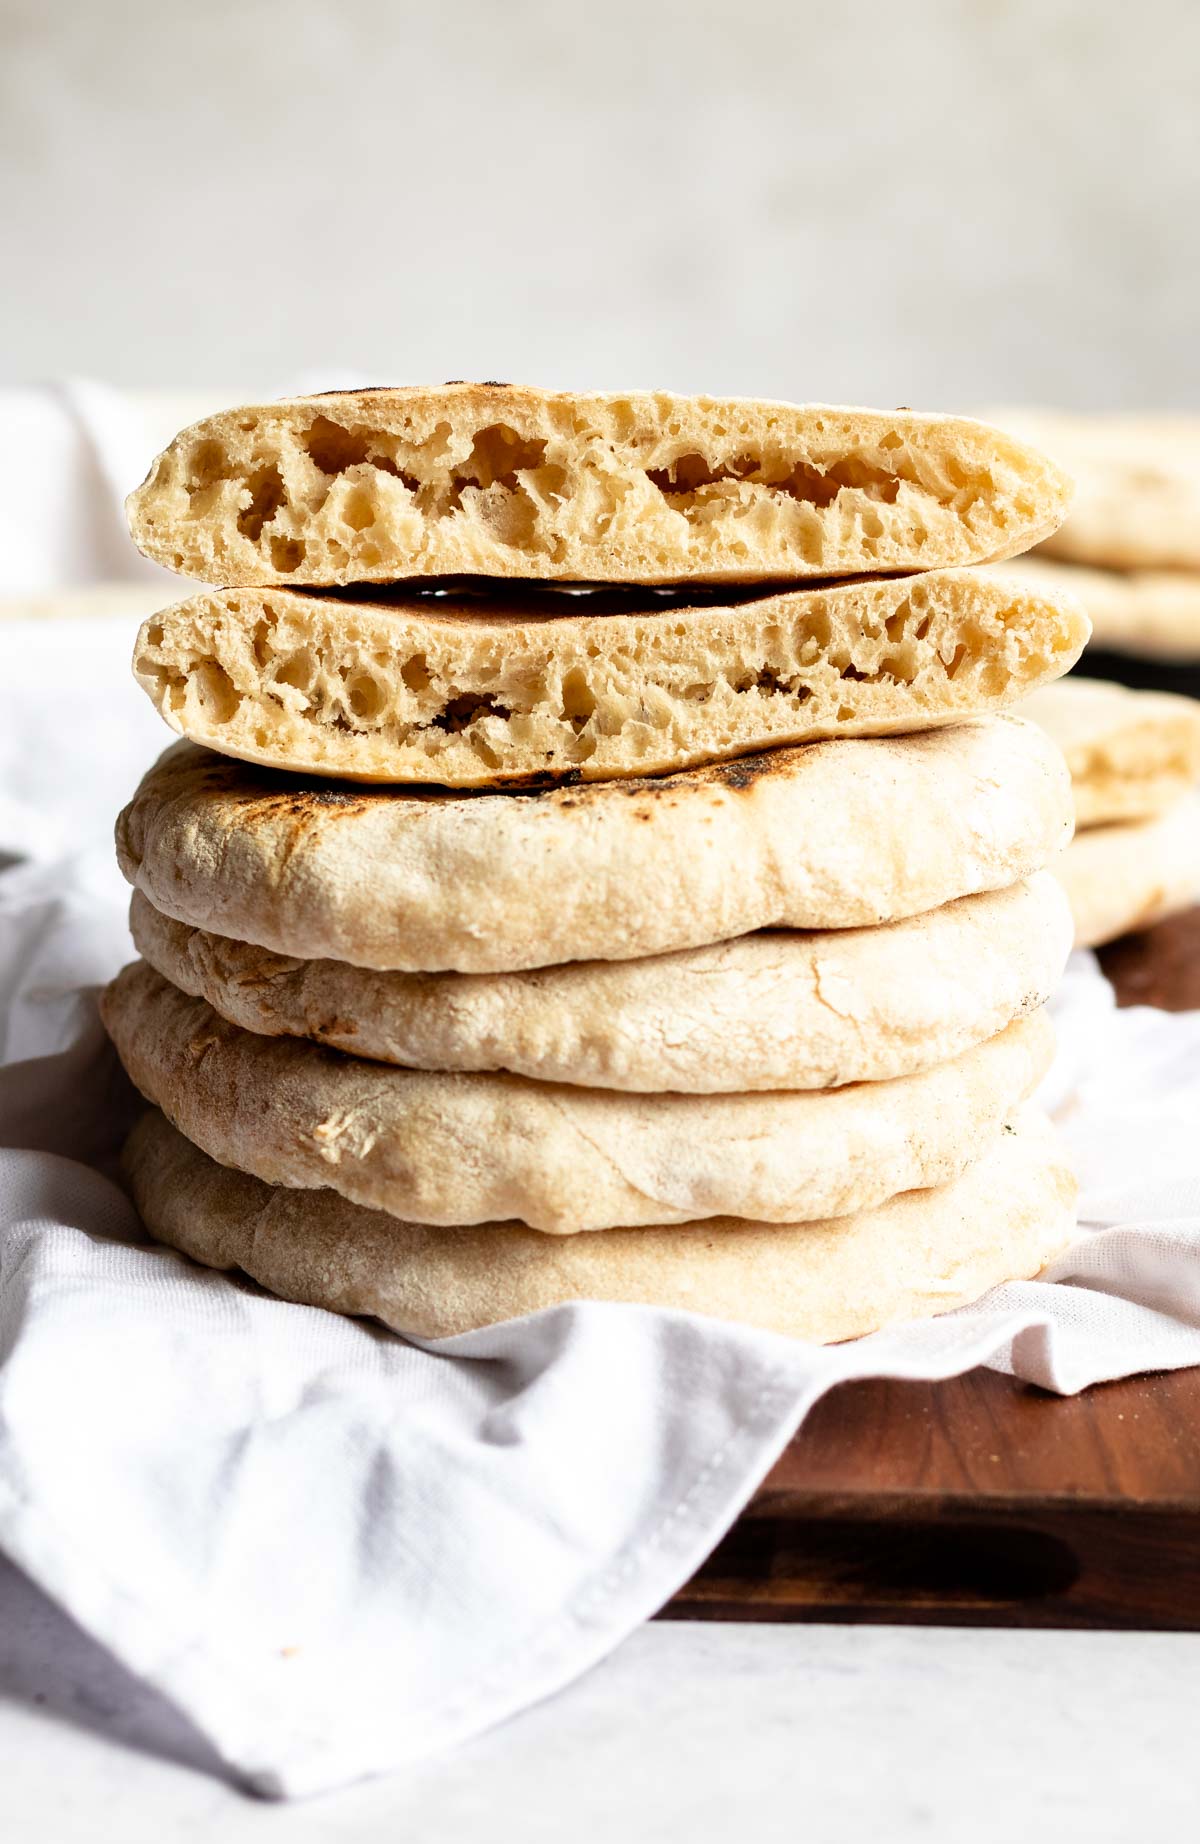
[2,0,1197,406]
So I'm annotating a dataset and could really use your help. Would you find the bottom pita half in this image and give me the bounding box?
[1020,675,1200,827]
[131,569,1086,787]
[100,961,1053,1235]
[1057,796,1200,948]
[123,1105,1077,1343]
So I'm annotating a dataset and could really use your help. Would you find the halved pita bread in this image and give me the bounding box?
[126,387,1072,588]
[123,1105,1077,1342]
[998,556,1200,663]
[116,718,1073,974]
[985,410,1200,571]
[101,961,1053,1234]
[1058,796,1200,948]
[1021,675,1200,827]
[130,873,1071,1094]
[132,570,1087,787]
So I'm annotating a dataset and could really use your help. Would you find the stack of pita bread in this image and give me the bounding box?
[989,412,1200,677]
[101,386,1091,1342]
[1022,677,1200,947]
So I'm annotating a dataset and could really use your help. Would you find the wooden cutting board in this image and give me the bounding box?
[666,910,1200,1629]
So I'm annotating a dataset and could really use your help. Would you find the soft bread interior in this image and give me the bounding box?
[133,572,1088,785]
[126,389,1073,586]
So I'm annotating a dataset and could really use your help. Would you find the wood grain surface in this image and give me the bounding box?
[667,909,1200,1628]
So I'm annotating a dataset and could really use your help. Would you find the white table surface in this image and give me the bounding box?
[3,1550,1197,1842]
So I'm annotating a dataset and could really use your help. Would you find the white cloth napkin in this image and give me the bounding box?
[3,387,1200,1799]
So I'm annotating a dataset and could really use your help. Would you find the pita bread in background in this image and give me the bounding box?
[1021,674,1200,827]
[126,387,1073,588]
[124,1104,1077,1343]
[116,719,1073,975]
[132,569,1087,786]
[1058,796,1200,948]
[984,410,1200,573]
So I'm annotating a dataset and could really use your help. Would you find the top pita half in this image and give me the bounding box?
[1020,673,1200,828]
[115,717,1073,975]
[125,386,1073,588]
[984,410,1200,572]
[132,568,1088,787]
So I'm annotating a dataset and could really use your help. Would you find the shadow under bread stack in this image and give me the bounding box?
[103,386,1090,1341]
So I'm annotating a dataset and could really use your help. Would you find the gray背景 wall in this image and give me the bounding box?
[2,0,1197,407]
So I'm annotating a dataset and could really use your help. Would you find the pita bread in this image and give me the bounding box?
[984,410,1200,571]
[125,387,1072,588]
[1020,675,1200,827]
[101,961,1052,1233]
[129,873,1071,1094]
[116,719,1073,975]
[997,556,1200,663]
[123,1105,1077,1342]
[1057,796,1200,948]
[132,570,1088,787]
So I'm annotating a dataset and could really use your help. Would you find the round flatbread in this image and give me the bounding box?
[123,1105,1077,1343]
[116,717,1073,974]
[126,387,1073,588]
[1057,796,1200,948]
[1020,674,1200,827]
[129,873,1071,1094]
[101,961,1053,1234]
[131,570,1087,787]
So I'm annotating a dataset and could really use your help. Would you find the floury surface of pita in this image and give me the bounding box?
[124,1105,1077,1343]
[102,962,1052,1235]
[115,718,1073,974]
[129,875,1071,1094]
